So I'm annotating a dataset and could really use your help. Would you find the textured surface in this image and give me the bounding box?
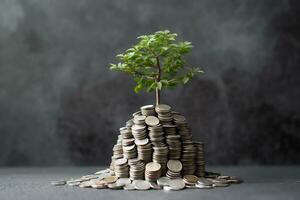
[0,0,300,165]
[0,166,299,200]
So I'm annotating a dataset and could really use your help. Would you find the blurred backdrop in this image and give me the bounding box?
[0,0,299,166]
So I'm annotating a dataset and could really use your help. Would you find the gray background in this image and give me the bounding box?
[0,0,299,166]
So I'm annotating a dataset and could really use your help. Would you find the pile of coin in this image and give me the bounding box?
[152,146,168,175]
[181,142,196,175]
[141,105,156,116]
[128,158,145,180]
[173,114,192,142]
[114,158,129,178]
[52,167,243,191]
[166,160,182,179]
[194,142,205,177]
[155,104,173,125]
[145,162,161,181]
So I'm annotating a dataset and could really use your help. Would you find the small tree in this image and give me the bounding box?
[110,30,203,105]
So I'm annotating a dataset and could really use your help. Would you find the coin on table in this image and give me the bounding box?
[167,160,182,172]
[195,184,213,189]
[197,177,212,186]
[183,175,199,185]
[157,177,171,186]
[149,181,162,190]
[145,116,160,126]
[123,183,136,190]
[135,138,149,146]
[108,182,124,190]
[213,182,229,187]
[117,178,131,185]
[79,181,92,188]
[95,169,110,175]
[103,176,118,184]
[51,180,66,186]
[134,180,151,190]
[168,179,185,190]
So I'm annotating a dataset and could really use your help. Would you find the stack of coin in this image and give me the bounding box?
[140,105,155,116]
[145,162,161,181]
[165,135,181,160]
[194,142,205,177]
[155,104,173,125]
[163,124,177,136]
[123,144,137,159]
[114,158,129,178]
[152,146,168,175]
[110,134,123,171]
[137,143,152,163]
[120,127,132,139]
[128,158,145,180]
[166,160,182,179]
[148,125,165,146]
[126,119,134,129]
[183,175,199,186]
[133,115,146,125]
[173,114,192,142]
[131,124,147,140]
[181,142,196,175]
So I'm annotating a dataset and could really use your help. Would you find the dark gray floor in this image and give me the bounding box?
[0,166,299,200]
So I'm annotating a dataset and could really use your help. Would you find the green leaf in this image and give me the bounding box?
[134,84,143,93]
[182,76,190,84]
[157,81,162,90]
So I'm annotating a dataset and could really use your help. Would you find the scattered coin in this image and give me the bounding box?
[157,177,171,186]
[149,181,162,190]
[103,176,118,184]
[168,179,185,190]
[134,180,151,190]
[123,183,136,190]
[51,180,66,186]
[117,178,131,185]
[108,182,124,190]
[183,175,199,185]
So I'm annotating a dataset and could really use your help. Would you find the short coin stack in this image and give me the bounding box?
[166,160,182,179]
[194,142,205,177]
[145,162,161,182]
[183,175,199,186]
[181,142,196,175]
[155,104,173,125]
[114,158,129,178]
[141,105,156,116]
[128,158,145,180]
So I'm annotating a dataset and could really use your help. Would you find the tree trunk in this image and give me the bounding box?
[155,57,161,106]
[156,88,160,105]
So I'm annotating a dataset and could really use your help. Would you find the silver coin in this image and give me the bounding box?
[51,180,66,186]
[196,183,213,189]
[149,181,162,190]
[168,179,185,190]
[117,178,131,185]
[123,183,136,190]
[157,177,171,186]
[94,169,110,175]
[134,180,151,190]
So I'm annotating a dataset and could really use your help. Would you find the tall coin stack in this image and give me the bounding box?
[155,104,173,125]
[114,158,129,178]
[194,142,205,177]
[164,124,182,160]
[173,114,193,142]
[128,158,145,180]
[137,142,152,163]
[181,141,196,175]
